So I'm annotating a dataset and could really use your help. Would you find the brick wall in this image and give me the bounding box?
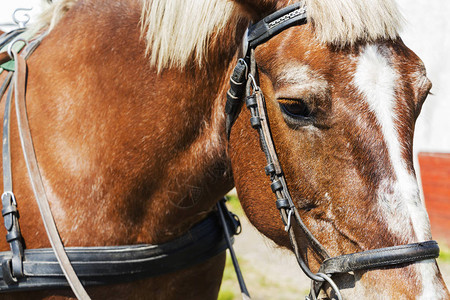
[419,152,450,243]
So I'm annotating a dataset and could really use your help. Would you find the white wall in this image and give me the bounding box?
[0,1,42,31]
[396,1,450,155]
[1,1,449,154]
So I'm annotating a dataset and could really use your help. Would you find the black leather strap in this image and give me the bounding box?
[0,30,50,288]
[247,3,307,49]
[0,212,237,291]
[319,240,440,274]
[225,59,248,139]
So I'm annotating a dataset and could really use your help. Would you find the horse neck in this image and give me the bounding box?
[111,2,244,242]
[18,0,244,247]
[142,18,246,242]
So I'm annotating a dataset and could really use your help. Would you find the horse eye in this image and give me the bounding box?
[279,99,312,119]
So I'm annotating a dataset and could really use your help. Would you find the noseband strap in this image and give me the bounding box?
[225,3,440,299]
[319,240,440,275]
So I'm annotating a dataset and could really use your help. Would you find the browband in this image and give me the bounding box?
[247,3,307,49]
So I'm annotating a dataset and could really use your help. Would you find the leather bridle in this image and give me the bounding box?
[225,3,440,299]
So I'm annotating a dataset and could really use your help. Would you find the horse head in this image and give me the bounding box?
[229,0,449,298]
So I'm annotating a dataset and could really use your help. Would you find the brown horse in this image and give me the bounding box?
[0,0,448,299]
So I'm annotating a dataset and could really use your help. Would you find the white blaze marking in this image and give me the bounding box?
[353,45,441,298]
[353,45,429,240]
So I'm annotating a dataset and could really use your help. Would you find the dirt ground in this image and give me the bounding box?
[219,201,450,300]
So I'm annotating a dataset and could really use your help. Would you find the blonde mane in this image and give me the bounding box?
[140,0,239,70]
[33,0,77,32]
[33,0,403,70]
[305,0,403,46]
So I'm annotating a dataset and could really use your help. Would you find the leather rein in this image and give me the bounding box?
[225,3,440,299]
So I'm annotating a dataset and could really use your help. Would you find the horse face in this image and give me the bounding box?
[229,24,447,298]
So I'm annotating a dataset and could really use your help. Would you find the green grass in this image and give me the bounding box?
[225,194,244,216]
[222,254,238,281]
[218,289,235,300]
[218,255,239,300]
[438,242,450,263]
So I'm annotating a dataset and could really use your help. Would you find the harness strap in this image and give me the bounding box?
[2,83,24,284]
[0,212,236,291]
[0,72,13,97]
[308,241,440,300]
[245,49,330,261]
[0,30,30,284]
[225,59,248,139]
[0,29,26,54]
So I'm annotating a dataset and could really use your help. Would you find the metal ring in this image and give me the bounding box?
[315,273,343,300]
[7,38,28,60]
[13,8,33,28]
[247,74,260,91]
